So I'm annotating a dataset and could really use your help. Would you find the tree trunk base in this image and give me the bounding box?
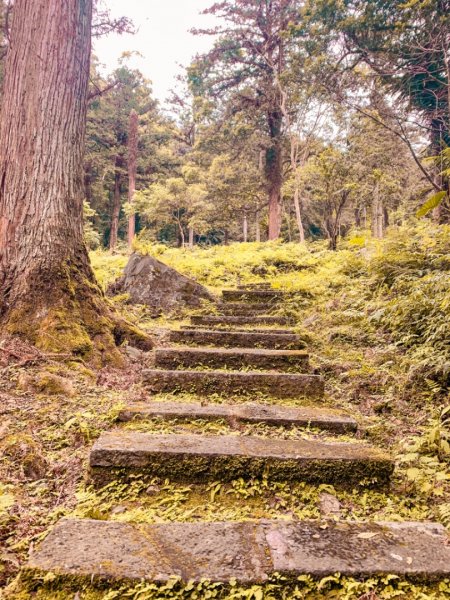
[1,258,152,368]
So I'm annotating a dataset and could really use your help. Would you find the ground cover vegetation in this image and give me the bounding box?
[1,227,450,598]
[0,0,449,598]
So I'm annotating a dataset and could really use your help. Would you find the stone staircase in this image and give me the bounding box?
[25,283,450,590]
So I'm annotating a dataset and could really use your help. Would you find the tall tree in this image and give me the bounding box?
[0,0,148,362]
[304,0,450,216]
[0,0,9,91]
[127,109,138,249]
[192,0,302,240]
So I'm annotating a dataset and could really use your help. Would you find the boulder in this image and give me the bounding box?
[109,253,214,315]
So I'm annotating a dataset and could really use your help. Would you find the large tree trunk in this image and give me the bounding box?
[109,163,122,251]
[127,109,138,250]
[0,0,149,363]
[266,109,283,240]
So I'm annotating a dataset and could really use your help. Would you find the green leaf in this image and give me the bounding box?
[416,191,447,218]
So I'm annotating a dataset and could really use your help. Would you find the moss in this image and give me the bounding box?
[12,566,450,599]
[4,257,152,368]
[90,450,393,489]
[1,434,47,480]
[18,371,75,397]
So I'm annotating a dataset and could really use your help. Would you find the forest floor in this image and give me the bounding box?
[1,224,449,599]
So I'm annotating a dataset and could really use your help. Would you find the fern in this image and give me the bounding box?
[438,503,450,529]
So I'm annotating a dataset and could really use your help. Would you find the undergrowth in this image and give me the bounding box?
[2,223,449,599]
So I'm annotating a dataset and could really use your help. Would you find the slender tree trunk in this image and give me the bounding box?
[109,164,122,251]
[372,182,384,238]
[243,213,248,243]
[290,138,306,243]
[383,206,390,229]
[0,0,149,361]
[188,227,194,248]
[127,109,138,250]
[266,109,283,240]
[224,230,229,246]
[255,206,261,242]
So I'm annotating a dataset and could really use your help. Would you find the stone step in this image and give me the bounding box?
[27,518,450,585]
[191,315,293,327]
[180,325,296,335]
[155,347,309,372]
[90,432,393,486]
[238,283,272,289]
[223,290,284,304]
[119,401,358,433]
[217,302,274,316]
[142,369,324,399]
[170,329,306,349]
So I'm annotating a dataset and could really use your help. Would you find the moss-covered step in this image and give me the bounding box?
[26,519,450,586]
[180,325,296,335]
[237,283,272,289]
[118,401,357,433]
[170,329,306,349]
[222,290,284,303]
[216,302,274,316]
[191,315,294,327]
[142,369,324,399]
[155,347,310,372]
[89,432,393,486]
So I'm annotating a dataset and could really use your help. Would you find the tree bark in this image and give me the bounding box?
[266,109,283,240]
[109,162,122,251]
[0,0,150,362]
[255,208,261,243]
[243,213,248,243]
[372,181,384,238]
[127,109,138,250]
[188,226,194,248]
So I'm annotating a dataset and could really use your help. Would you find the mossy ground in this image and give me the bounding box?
[2,225,450,598]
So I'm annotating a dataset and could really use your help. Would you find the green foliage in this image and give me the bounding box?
[417,192,448,218]
[368,225,450,382]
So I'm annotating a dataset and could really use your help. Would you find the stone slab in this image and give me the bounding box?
[216,303,273,316]
[27,519,450,584]
[191,315,293,327]
[237,283,272,289]
[89,432,393,486]
[155,347,309,372]
[180,325,297,335]
[223,290,284,304]
[170,329,306,350]
[118,401,358,433]
[142,369,324,399]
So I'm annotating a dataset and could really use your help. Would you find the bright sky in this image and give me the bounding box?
[94,0,219,104]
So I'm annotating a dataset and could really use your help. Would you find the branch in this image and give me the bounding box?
[88,79,120,101]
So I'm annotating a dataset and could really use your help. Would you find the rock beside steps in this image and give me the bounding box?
[26,519,450,585]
